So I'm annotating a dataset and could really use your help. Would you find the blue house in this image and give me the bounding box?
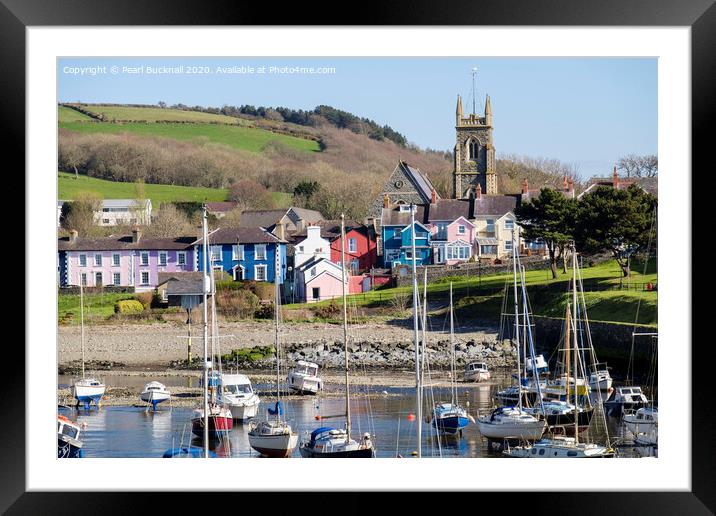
[380,204,432,268]
[195,227,287,284]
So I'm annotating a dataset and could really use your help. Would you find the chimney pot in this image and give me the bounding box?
[70,229,78,243]
[132,227,142,243]
[476,183,482,200]
[383,193,390,209]
[431,188,437,205]
[612,166,619,188]
[521,179,529,195]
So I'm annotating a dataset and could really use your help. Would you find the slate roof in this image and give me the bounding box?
[381,204,429,226]
[291,219,365,240]
[581,176,658,197]
[399,161,436,202]
[161,272,206,296]
[470,195,518,216]
[58,235,195,251]
[101,199,151,208]
[194,227,285,245]
[427,199,472,222]
[205,201,238,213]
[239,207,324,229]
[158,271,203,286]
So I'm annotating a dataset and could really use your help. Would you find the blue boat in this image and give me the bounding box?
[162,446,217,458]
[431,403,472,436]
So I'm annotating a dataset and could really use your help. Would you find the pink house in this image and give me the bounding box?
[294,257,350,303]
[430,216,476,265]
[58,229,196,292]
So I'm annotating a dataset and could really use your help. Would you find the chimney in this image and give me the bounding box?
[307,225,321,240]
[275,221,286,241]
[567,178,575,198]
[132,227,142,243]
[295,218,306,233]
[70,229,78,244]
[562,175,568,191]
[431,188,437,205]
[612,166,619,188]
[521,179,529,195]
[475,182,482,200]
[383,193,390,209]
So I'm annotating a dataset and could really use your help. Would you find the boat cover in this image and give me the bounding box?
[309,427,335,442]
[267,401,283,416]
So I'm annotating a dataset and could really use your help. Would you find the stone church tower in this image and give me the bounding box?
[452,94,497,198]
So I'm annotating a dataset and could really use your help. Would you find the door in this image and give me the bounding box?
[95,272,103,286]
[312,287,320,300]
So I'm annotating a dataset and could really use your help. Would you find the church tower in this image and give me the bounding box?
[452,94,496,198]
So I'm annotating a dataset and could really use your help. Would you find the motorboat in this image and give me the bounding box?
[429,402,474,436]
[287,360,322,394]
[139,381,171,410]
[523,400,594,431]
[525,354,549,376]
[503,436,614,458]
[588,363,613,391]
[463,361,490,382]
[299,427,374,458]
[477,406,546,441]
[73,377,106,409]
[603,386,649,417]
[57,415,84,458]
[222,374,260,421]
[624,406,658,436]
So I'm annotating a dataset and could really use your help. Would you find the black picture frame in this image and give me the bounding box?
[4,0,709,512]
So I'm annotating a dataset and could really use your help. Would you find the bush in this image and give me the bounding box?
[253,282,275,301]
[254,302,275,319]
[222,345,275,365]
[114,299,145,314]
[216,289,260,319]
[134,291,153,309]
[312,301,340,319]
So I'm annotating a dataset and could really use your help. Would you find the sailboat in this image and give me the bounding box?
[504,246,613,458]
[248,235,298,458]
[73,283,106,410]
[299,214,375,458]
[139,381,171,411]
[477,229,546,442]
[429,283,473,436]
[190,208,233,440]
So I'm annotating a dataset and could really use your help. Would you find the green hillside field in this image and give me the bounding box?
[63,104,242,124]
[58,105,94,122]
[58,172,292,207]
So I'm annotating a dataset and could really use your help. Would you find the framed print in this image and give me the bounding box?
[4,0,712,512]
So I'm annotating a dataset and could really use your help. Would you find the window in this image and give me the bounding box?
[113,272,121,285]
[505,218,514,230]
[140,252,149,266]
[486,219,495,234]
[405,250,413,260]
[79,254,87,267]
[94,253,102,266]
[159,252,168,266]
[469,139,479,161]
[255,264,268,282]
[112,253,120,267]
[141,271,150,285]
[210,245,222,262]
[399,205,411,213]
[446,245,470,261]
[95,272,103,286]
[177,252,186,266]
[457,225,466,235]
[435,223,448,240]
[231,245,243,260]
[298,246,304,252]
[480,245,498,255]
[505,240,513,251]
[348,238,357,253]
[102,218,110,224]
[310,267,316,277]
[350,259,359,274]
[80,273,87,286]
[255,245,267,260]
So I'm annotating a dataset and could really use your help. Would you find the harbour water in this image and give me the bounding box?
[58,374,645,458]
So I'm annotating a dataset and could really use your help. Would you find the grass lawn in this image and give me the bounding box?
[58,105,93,122]
[59,120,321,154]
[58,172,230,205]
[66,104,243,124]
[58,292,135,323]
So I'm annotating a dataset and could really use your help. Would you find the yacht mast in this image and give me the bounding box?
[340,214,351,442]
[410,204,422,457]
[80,282,85,380]
[275,243,282,422]
[449,283,456,405]
[511,229,522,411]
[572,246,579,443]
[201,206,210,457]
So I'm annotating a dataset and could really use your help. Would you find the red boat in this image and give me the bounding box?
[191,404,233,437]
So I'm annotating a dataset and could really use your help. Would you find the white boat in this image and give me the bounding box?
[588,363,613,391]
[249,240,298,458]
[139,381,171,410]
[463,361,490,382]
[604,386,649,417]
[503,436,613,458]
[477,406,547,441]
[222,373,260,421]
[57,415,84,458]
[287,360,322,394]
[624,406,658,436]
[525,354,549,376]
[73,284,106,409]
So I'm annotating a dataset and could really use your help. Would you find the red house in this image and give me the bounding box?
[292,220,378,274]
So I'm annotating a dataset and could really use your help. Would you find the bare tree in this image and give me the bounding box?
[145,204,194,237]
[63,191,103,236]
[228,179,276,211]
[617,154,658,178]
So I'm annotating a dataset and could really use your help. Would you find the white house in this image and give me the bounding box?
[94,199,153,226]
[293,225,331,269]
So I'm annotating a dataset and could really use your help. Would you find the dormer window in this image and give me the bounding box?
[399,205,411,213]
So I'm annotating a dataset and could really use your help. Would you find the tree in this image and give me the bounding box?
[617,154,658,178]
[514,187,578,279]
[158,101,167,109]
[63,191,103,236]
[228,179,275,211]
[575,184,657,277]
[145,203,194,237]
[293,180,320,199]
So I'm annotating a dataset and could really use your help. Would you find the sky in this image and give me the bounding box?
[58,57,657,179]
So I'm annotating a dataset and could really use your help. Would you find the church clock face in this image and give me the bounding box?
[394,180,404,189]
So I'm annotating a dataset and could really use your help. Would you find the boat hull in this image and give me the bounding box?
[299,446,374,458]
[191,415,233,437]
[464,371,490,383]
[433,415,470,435]
[229,402,260,421]
[604,400,648,417]
[57,437,83,458]
[140,391,171,410]
[248,432,298,457]
[74,384,105,408]
[477,420,546,441]
[287,376,321,395]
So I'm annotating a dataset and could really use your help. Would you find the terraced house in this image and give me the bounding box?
[381,204,432,268]
[57,229,195,291]
[194,227,287,284]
